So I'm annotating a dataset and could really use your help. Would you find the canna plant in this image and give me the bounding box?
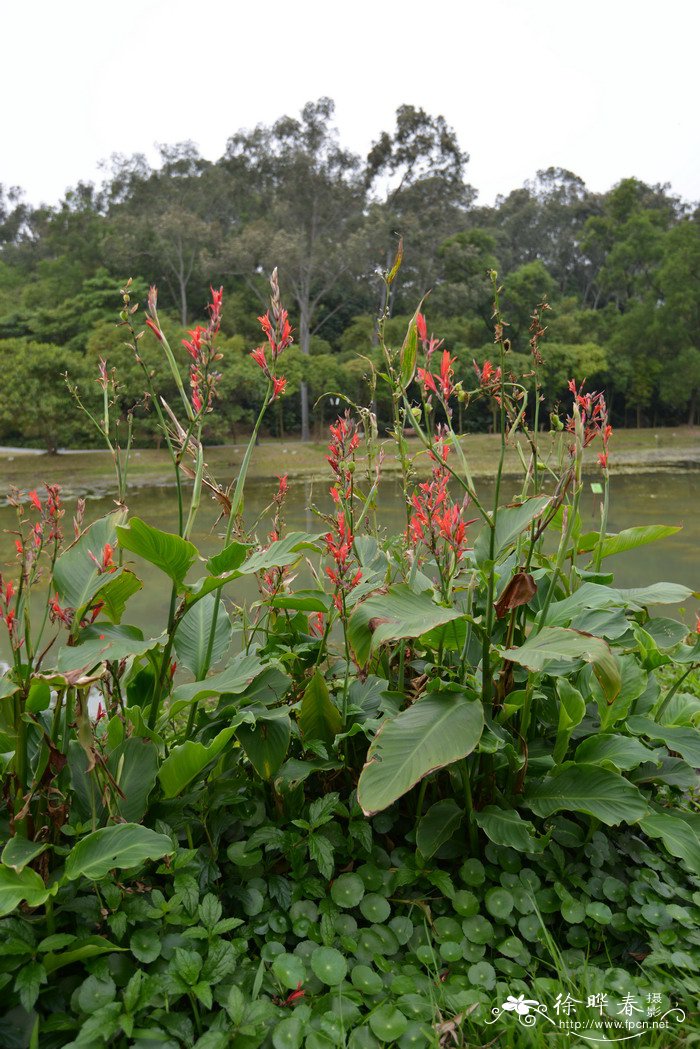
[0,250,698,961]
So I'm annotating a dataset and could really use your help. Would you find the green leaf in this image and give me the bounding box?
[574,734,657,771]
[618,582,695,606]
[627,716,700,766]
[205,541,251,576]
[400,316,418,389]
[524,764,648,826]
[544,583,623,627]
[1,837,48,873]
[26,679,51,714]
[590,525,682,560]
[237,712,291,780]
[170,651,265,708]
[57,632,165,673]
[640,811,700,872]
[97,570,143,623]
[158,725,243,798]
[269,590,332,613]
[116,517,198,586]
[357,687,484,815]
[64,824,174,881]
[42,936,125,974]
[242,532,323,575]
[474,806,542,853]
[173,593,232,679]
[53,510,128,615]
[0,865,53,916]
[416,799,463,858]
[348,584,461,665]
[505,626,620,701]
[474,496,550,566]
[299,673,341,746]
[643,618,690,650]
[108,738,160,822]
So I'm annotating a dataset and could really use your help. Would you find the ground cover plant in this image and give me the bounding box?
[0,257,699,1047]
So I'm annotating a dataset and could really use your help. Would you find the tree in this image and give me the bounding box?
[365,105,475,310]
[223,99,369,440]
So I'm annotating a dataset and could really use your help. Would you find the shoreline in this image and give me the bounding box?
[1,430,699,502]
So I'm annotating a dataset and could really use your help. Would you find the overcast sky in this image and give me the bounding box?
[2,0,698,208]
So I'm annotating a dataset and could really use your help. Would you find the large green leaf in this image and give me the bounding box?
[158,724,247,798]
[243,532,323,575]
[474,806,542,853]
[205,541,251,576]
[237,711,291,780]
[109,738,159,822]
[97,570,143,623]
[53,511,128,616]
[474,496,550,566]
[1,837,48,874]
[187,532,323,601]
[640,811,700,873]
[357,687,484,816]
[584,525,682,561]
[348,585,461,665]
[116,518,198,586]
[173,593,232,679]
[64,824,174,881]
[416,799,463,859]
[627,716,700,766]
[543,583,623,628]
[505,626,620,701]
[574,734,658,771]
[524,764,648,826]
[170,651,265,709]
[299,673,342,746]
[0,865,54,916]
[617,582,694,607]
[57,631,165,673]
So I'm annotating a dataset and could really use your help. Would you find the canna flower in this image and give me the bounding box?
[250,346,269,375]
[145,316,163,341]
[271,376,287,400]
[29,490,42,512]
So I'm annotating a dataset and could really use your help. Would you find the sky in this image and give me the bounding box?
[2,0,698,208]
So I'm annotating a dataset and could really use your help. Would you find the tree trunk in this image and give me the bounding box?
[299,299,311,442]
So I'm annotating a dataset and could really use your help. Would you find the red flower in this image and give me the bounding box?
[271,376,287,400]
[182,325,206,360]
[417,367,438,396]
[416,312,427,343]
[29,490,42,512]
[250,346,269,375]
[145,317,163,341]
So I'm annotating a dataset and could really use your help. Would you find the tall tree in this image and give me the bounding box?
[223,98,369,440]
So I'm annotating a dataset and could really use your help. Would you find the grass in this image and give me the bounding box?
[1,426,699,499]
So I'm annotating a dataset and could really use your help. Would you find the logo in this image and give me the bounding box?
[485,989,687,1042]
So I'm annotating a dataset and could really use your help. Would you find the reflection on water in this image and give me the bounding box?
[0,471,698,652]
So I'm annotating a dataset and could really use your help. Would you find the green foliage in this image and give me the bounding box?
[0,260,698,1048]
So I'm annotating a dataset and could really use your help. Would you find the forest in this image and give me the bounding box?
[0,98,698,450]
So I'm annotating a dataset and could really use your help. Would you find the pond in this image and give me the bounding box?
[0,470,698,653]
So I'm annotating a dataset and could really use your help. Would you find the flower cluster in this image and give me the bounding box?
[250,269,292,401]
[182,286,224,414]
[416,312,444,359]
[0,575,17,647]
[417,349,456,401]
[11,485,64,571]
[473,359,502,391]
[566,379,611,462]
[408,437,474,584]
[324,414,362,613]
[325,509,362,613]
